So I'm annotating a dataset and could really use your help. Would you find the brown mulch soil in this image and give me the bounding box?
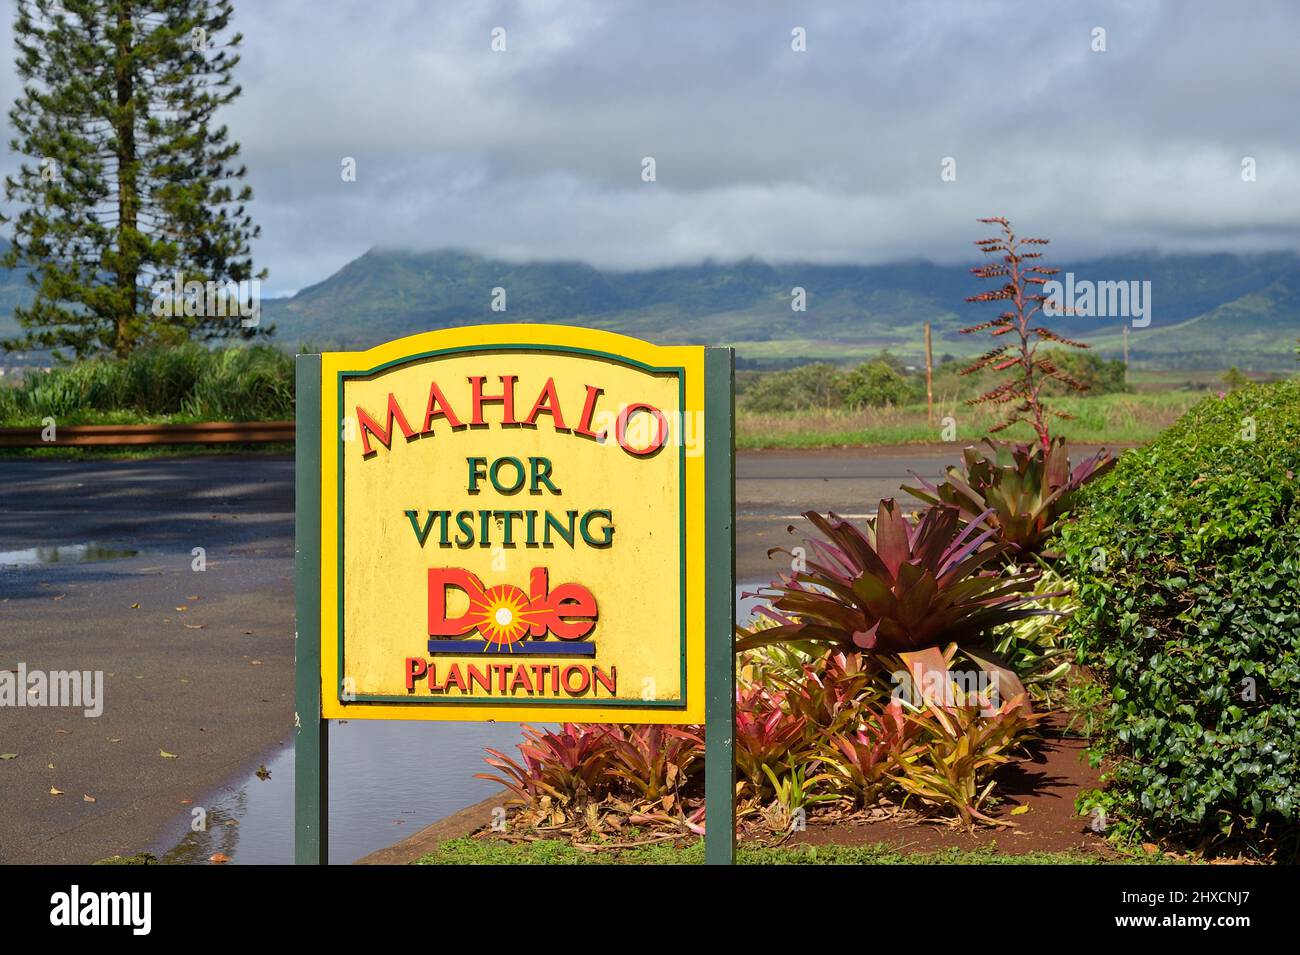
[786,719,1119,857]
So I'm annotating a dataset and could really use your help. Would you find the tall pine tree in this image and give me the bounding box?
[1,0,265,359]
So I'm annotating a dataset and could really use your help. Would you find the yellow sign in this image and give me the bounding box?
[316,325,707,722]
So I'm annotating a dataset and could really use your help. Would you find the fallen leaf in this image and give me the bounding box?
[52,594,65,601]
[209,852,231,864]
[187,595,200,600]
[107,737,123,743]
[160,749,179,759]
[55,729,69,735]
[49,787,64,796]
[255,765,271,780]
[179,799,192,805]
[1142,842,1160,854]
[130,603,140,609]
[48,762,54,769]
[250,659,263,665]
[1010,805,1030,816]
[83,794,96,803]
[0,753,17,760]
[183,624,205,630]
[175,606,188,612]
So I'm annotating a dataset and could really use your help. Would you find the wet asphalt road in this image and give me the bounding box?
[0,456,296,864]
[0,447,959,863]
[735,447,955,581]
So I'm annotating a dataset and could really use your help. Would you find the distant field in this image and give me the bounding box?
[737,391,1203,449]
[734,335,934,365]
[1125,367,1285,392]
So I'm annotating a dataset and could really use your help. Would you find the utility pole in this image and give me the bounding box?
[1123,324,1130,386]
[924,322,934,425]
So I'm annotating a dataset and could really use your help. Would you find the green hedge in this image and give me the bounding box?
[1059,380,1300,854]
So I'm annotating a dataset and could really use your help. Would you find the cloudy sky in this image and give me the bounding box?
[2,0,1298,296]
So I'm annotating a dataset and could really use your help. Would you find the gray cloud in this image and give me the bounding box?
[1,0,1297,296]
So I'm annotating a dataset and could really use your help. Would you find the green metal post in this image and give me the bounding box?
[703,347,736,865]
[294,353,329,864]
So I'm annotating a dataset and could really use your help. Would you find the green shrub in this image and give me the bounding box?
[1039,349,1131,396]
[1059,381,1300,855]
[741,354,918,413]
[741,363,846,412]
[842,359,910,408]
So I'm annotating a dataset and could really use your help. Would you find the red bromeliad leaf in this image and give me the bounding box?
[737,499,1046,660]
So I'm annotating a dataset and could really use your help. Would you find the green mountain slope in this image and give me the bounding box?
[0,238,32,341]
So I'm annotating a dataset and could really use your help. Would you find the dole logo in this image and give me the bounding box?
[427,567,598,655]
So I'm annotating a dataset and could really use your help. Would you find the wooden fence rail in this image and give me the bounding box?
[0,420,295,448]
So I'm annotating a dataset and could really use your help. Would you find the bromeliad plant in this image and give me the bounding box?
[820,699,914,809]
[890,692,1045,828]
[738,499,1052,704]
[769,650,887,736]
[903,437,1115,556]
[479,723,616,816]
[733,685,810,794]
[478,652,1050,836]
[759,763,841,833]
[988,566,1078,707]
[606,725,704,812]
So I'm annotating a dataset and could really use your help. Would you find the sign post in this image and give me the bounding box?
[703,346,736,865]
[294,326,734,864]
[294,352,328,864]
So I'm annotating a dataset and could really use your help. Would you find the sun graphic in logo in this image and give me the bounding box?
[467,584,537,650]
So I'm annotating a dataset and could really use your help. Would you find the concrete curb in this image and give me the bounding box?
[353,793,506,865]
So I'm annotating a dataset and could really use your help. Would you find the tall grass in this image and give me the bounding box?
[737,392,1201,449]
[0,344,294,425]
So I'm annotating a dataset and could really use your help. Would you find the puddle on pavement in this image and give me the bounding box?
[159,720,539,865]
[160,590,772,864]
[737,581,771,625]
[0,542,139,567]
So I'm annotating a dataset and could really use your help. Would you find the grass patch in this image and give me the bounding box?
[415,837,1167,865]
[737,392,1200,449]
[94,853,159,865]
[0,343,294,426]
